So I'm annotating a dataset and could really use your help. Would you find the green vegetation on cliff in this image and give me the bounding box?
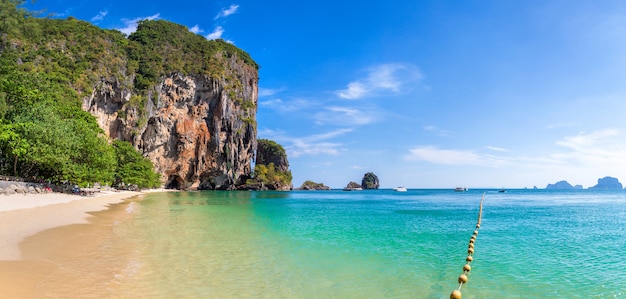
[128,20,258,92]
[0,1,256,188]
[253,162,292,189]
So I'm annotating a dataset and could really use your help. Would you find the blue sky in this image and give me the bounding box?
[26,0,626,189]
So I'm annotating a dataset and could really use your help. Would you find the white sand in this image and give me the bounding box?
[0,190,148,260]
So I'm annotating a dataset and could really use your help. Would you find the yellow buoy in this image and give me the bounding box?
[450,289,462,299]
[458,274,468,283]
[468,248,474,254]
[463,264,471,272]
[468,243,474,249]
[466,256,473,262]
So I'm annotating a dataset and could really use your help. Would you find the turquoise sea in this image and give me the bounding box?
[109,189,626,298]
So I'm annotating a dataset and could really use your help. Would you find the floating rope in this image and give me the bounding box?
[450,192,485,299]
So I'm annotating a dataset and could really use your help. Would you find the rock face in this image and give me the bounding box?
[361,172,379,189]
[84,60,258,190]
[589,176,623,190]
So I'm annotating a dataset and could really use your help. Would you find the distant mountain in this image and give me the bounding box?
[589,176,623,190]
[546,180,578,189]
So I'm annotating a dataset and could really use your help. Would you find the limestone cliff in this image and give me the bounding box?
[81,20,259,190]
[1,12,259,189]
[85,61,257,190]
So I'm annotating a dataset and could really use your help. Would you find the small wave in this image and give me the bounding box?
[125,202,135,213]
[113,258,141,281]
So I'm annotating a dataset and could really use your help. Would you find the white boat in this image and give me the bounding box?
[454,187,468,192]
[393,186,407,192]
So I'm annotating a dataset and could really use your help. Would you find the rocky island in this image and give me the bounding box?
[545,180,583,190]
[361,172,379,189]
[589,176,623,190]
[297,180,331,190]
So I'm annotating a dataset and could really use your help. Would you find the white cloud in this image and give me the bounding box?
[405,146,482,165]
[553,129,626,166]
[338,82,367,99]
[423,125,451,137]
[545,122,575,129]
[404,145,511,168]
[314,106,377,126]
[258,87,286,97]
[117,13,160,35]
[206,26,224,40]
[189,25,203,34]
[91,10,108,22]
[215,4,240,19]
[289,129,353,157]
[556,129,620,150]
[485,146,509,152]
[259,128,353,158]
[337,63,423,99]
[259,98,310,112]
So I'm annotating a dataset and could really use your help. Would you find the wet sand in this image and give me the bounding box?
[0,191,149,298]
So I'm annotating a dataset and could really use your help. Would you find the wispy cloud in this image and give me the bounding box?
[117,13,160,35]
[485,146,509,152]
[337,63,423,99]
[314,106,377,126]
[206,26,224,40]
[189,25,203,34]
[215,4,239,19]
[91,10,108,22]
[260,98,310,112]
[258,87,286,97]
[545,122,575,129]
[405,146,482,165]
[553,129,626,166]
[406,129,626,173]
[259,128,353,157]
[423,125,451,137]
[405,145,510,167]
[556,129,619,150]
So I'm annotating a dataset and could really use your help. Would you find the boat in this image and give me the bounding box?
[393,186,407,192]
[454,187,468,192]
[498,188,507,193]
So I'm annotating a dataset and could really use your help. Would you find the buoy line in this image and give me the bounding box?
[450,192,485,299]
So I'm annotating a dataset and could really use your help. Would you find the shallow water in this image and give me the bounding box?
[93,189,625,298]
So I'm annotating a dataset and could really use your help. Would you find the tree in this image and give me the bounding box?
[0,0,27,36]
[0,122,29,176]
[113,140,160,189]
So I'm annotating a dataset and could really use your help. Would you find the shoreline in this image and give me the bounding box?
[0,190,164,261]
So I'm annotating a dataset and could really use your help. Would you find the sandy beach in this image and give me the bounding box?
[0,190,145,260]
[0,189,160,298]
